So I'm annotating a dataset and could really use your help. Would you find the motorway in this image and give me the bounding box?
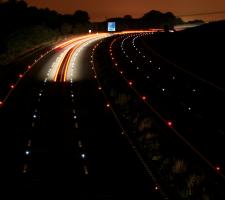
[108,32,225,169]
[1,31,225,199]
[0,33,163,199]
[91,32,225,198]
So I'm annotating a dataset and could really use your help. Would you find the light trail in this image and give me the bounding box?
[53,36,99,82]
[53,49,70,82]
[119,30,162,34]
[54,34,101,49]
[63,47,76,82]
[52,33,109,83]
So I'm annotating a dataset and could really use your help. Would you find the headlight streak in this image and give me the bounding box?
[18,33,108,175]
[51,34,109,83]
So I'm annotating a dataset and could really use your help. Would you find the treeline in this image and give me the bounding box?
[0,0,90,37]
[0,0,185,65]
[0,0,90,64]
[102,10,184,32]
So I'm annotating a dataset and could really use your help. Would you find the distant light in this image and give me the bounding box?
[216,166,221,171]
[128,81,133,86]
[84,165,89,175]
[81,153,86,159]
[162,88,166,92]
[155,186,159,191]
[120,71,123,74]
[25,150,30,156]
[98,87,102,91]
[167,121,173,127]
[10,85,15,89]
[33,114,37,119]
[188,107,192,111]
[23,164,28,173]
[89,29,92,33]
[19,74,23,78]
[27,140,32,147]
[142,96,147,101]
[106,103,110,108]
[27,66,31,69]
[78,141,83,148]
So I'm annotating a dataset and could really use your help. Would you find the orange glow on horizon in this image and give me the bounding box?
[26,0,225,22]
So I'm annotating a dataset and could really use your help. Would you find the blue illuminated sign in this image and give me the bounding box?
[108,22,116,32]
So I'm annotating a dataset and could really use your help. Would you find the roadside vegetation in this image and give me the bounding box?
[0,0,90,65]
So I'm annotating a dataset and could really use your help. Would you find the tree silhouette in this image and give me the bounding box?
[124,15,133,20]
[141,10,179,28]
[0,1,188,65]
[73,10,90,24]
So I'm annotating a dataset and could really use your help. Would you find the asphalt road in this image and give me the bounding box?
[109,32,225,170]
[92,32,225,198]
[0,34,163,199]
[3,31,225,199]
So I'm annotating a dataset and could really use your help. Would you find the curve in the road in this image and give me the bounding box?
[109,33,225,181]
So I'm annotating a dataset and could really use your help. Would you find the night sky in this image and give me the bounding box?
[26,0,225,22]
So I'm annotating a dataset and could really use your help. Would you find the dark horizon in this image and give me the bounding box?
[25,0,225,22]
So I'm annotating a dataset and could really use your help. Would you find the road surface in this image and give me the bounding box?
[0,33,163,199]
